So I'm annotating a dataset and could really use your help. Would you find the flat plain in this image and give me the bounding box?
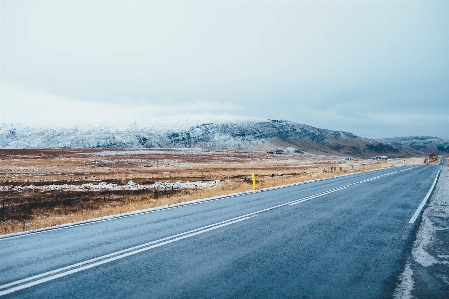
[0,148,424,234]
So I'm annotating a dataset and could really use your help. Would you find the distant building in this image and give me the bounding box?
[371,156,389,160]
[293,149,305,154]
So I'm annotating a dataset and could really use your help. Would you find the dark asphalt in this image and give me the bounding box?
[0,165,441,298]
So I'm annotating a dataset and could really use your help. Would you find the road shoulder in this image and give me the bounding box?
[394,165,449,298]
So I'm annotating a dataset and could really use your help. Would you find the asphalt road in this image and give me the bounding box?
[0,165,442,298]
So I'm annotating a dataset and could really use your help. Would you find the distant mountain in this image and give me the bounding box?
[377,136,449,155]
[0,117,420,157]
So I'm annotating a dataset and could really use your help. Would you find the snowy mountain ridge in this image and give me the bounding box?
[1,115,262,134]
[0,117,418,157]
[377,136,449,154]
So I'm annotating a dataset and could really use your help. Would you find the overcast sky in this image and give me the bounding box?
[1,0,448,139]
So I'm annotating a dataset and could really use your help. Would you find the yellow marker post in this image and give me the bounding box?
[252,173,257,190]
[382,163,384,168]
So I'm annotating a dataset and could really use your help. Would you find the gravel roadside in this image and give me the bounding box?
[394,164,449,298]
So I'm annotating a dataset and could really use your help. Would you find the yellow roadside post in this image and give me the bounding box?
[252,173,257,190]
[382,162,384,168]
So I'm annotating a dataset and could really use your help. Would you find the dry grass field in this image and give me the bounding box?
[0,148,425,235]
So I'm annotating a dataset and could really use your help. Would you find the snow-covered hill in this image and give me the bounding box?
[377,136,449,154]
[0,116,418,157]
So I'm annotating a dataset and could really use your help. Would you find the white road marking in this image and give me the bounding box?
[409,167,442,224]
[288,167,419,206]
[0,216,252,296]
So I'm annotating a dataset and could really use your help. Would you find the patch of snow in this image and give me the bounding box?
[91,148,219,156]
[151,180,221,190]
[0,180,221,192]
[412,215,439,267]
[393,262,414,299]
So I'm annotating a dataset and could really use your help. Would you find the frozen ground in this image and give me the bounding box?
[0,180,221,192]
[394,165,449,298]
[91,148,219,156]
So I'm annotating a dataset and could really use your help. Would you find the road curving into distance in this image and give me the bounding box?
[0,164,442,298]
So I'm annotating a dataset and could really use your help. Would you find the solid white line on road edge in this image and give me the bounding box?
[408,167,442,224]
[0,216,252,296]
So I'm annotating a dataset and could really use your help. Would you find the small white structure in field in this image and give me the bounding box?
[371,156,389,160]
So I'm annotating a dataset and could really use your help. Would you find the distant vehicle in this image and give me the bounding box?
[275,150,284,154]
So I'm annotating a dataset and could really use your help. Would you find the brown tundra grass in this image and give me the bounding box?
[0,149,424,235]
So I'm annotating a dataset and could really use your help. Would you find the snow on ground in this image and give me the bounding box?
[394,165,449,298]
[0,180,221,192]
[91,148,223,156]
[394,262,414,299]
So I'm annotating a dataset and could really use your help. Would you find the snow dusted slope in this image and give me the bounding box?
[377,136,449,154]
[0,116,262,148]
[0,116,418,157]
